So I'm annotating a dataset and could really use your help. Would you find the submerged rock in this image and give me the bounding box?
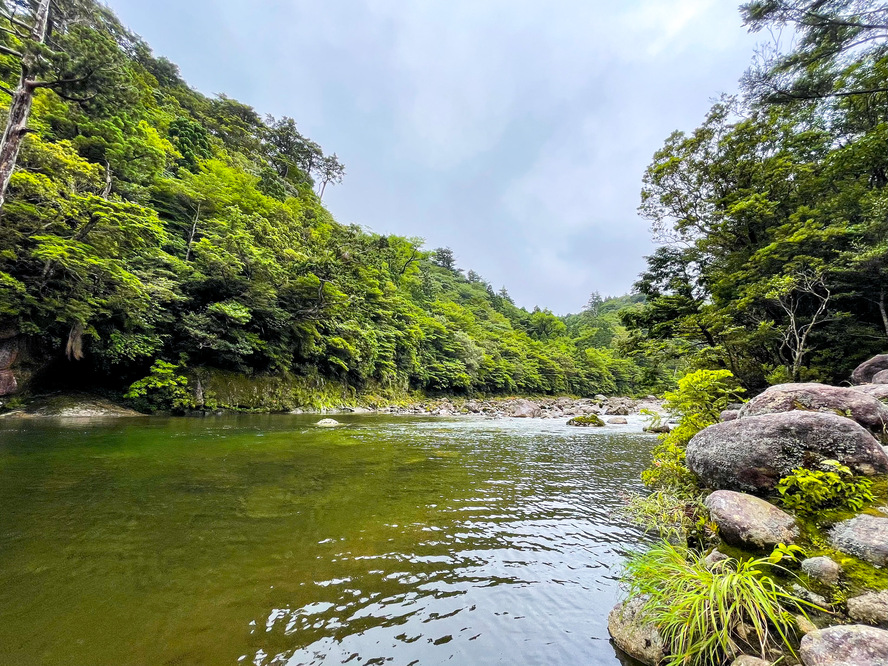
[830,515,888,567]
[801,556,842,587]
[607,597,666,666]
[316,418,341,427]
[686,412,888,494]
[799,624,888,666]
[852,354,888,385]
[704,491,798,549]
[738,383,888,439]
[847,590,888,626]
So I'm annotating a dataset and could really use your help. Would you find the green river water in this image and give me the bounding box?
[0,414,654,665]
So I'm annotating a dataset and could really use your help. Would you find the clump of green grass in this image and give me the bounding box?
[623,541,818,666]
[622,489,713,546]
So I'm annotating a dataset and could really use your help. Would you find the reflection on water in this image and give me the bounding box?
[0,414,653,665]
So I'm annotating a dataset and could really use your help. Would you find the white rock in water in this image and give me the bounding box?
[316,418,341,427]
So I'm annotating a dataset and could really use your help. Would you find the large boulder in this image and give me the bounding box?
[687,412,888,494]
[799,624,888,665]
[873,370,888,385]
[704,491,798,549]
[509,399,541,418]
[829,515,888,567]
[738,383,888,439]
[607,597,666,666]
[852,354,888,385]
[850,384,888,402]
[847,590,888,626]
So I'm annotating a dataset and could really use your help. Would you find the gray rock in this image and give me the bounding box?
[608,417,628,424]
[801,556,842,586]
[316,418,341,427]
[830,515,888,567]
[796,614,818,635]
[704,491,798,549]
[731,657,772,666]
[0,369,17,396]
[847,590,888,626]
[721,409,740,422]
[799,624,888,665]
[703,549,730,569]
[686,412,888,494]
[852,354,888,385]
[607,597,666,666]
[509,399,542,418]
[851,383,888,402]
[874,370,888,385]
[644,422,671,434]
[791,584,832,610]
[738,383,888,439]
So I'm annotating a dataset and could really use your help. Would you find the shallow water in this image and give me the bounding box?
[0,414,654,665]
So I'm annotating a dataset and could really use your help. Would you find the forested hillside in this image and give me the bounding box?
[0,0,664,407]
[624,0,888,390]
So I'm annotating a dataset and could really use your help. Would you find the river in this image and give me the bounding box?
[0,414,654,665]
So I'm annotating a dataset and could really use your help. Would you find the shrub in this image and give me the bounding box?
[125,360,192,413]
[623,541,814,666]
[776,460,875,516]
[642,369,744,492]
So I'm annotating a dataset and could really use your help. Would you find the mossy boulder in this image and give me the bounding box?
[567,414,605,427]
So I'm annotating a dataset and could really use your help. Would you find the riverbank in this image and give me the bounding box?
[0,391,667,421]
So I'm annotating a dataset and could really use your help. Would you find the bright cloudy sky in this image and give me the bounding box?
[105,0,760,314]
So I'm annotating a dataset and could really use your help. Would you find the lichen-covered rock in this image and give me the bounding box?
[738,383,888,439]
[850,384,888,403]
[830,515,888,567]
[607,597,666,666]
[801,556,842,587]
[847,590,888,626]
[721,409,740,422]
[567,414,605,427]
[509,399,541,418]
[731,657,772,666]
[873,370,888,385]
[799,624,888,665]
[852,354,888,385]
[704,491,798,549]
[316,418,341,427]
[687,412,888,493]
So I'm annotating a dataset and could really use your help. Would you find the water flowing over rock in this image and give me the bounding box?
[704,491,798,549]
[847,590,888,626]
[687,412,888,493]
[829,515,888,567]
[852,355,888,385]
[738,383,888,439]
[799,624,888,666]
[607,597,666,666]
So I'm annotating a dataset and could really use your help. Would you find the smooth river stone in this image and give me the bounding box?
[800,625,888,666]
[704,490,798,549]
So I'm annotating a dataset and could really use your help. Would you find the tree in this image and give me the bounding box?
[432,247,456,270]
[0,0,128,209]
[316,153,344,199]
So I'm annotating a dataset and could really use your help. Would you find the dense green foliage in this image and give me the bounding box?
[0,1,661,403]
[626,1,888,388]
[624,541,811,666]
[777,460,876,515]
[642,369,744,491]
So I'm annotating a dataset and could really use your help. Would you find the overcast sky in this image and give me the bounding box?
[105,0,759,314]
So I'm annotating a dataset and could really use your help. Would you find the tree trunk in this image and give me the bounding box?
[0,0,52,212]
[880,287,888,340]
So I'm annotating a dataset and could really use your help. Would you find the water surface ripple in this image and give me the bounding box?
[0,414,653,665]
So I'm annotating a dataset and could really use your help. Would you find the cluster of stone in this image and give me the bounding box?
[609,354,888,666]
